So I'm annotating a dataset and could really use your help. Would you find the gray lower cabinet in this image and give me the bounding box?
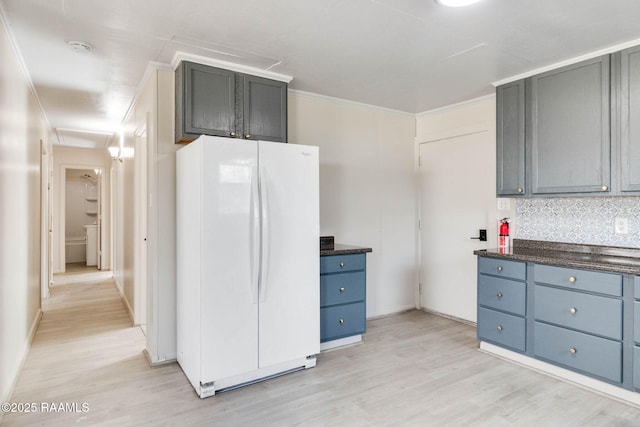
[175,61,287,144]
[620,46,640,193]
[477,256,633,389]
[634,276,640,389]
[496,80,526,196]
[528,55,611,194]
[320,253,366,343]
[477,258,527,352]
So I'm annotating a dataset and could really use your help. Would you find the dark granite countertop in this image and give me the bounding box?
[320,244,373,257]
[474,239,640,275]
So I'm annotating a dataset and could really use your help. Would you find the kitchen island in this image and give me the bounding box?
[474,239,640,406]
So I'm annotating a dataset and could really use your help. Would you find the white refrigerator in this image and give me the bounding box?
[176,135,320,398]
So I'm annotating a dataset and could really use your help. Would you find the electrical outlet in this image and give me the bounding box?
[497,198,510,210]
[615,217,628,234]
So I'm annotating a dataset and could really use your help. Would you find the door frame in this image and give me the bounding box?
[134,121,148,327]
[58,164,107,272]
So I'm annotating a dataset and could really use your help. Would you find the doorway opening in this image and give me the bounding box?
[59,166,106,273]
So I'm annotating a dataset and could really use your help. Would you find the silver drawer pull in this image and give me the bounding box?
[496,292,503,299]
[339,319,345,324]
[496,266,503,272]
[569,348,577,355]
[496,325,503,332]
[339,287,345,293]
[569,307,577,314]
[569,276,576,283]
[339,262,345,268]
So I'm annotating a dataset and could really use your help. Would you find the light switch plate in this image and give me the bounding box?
[614,217,628,234]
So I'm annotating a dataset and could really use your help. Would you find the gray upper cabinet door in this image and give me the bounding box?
[176,61,236,143]
[497,80,526,196]
[529,55,611,194]
[242,75,287,143]
[620,46,640,193]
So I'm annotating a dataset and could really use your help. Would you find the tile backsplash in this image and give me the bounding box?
[515,197,640,248]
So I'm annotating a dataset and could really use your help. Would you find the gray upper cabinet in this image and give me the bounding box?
[176,62,236,143]
[242,75,287,142]
[620,46,640,193]
[176,61,287,144]
[496,80,526,196]
[528,55,611,194]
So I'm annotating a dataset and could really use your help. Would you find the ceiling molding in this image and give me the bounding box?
[170,51,293,83]
[493,37,640,87]
[288,89,415,117]
[416,93,495,118]
[0,1,53,138]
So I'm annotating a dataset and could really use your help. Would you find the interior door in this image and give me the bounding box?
[257,141,320,368]
[419,131,496,323]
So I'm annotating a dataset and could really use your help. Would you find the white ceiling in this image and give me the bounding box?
[3,0,640,148]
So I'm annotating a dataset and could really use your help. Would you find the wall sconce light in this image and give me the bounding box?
[108,146,134,163]
[108,146,121,162]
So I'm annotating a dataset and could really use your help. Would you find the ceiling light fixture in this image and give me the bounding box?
[435,0,483,7]
[67,40,92,54]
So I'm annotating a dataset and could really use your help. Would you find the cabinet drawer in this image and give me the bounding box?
[320,254,366,274]
[635,301,640,343]
[321,271,365,307]
[534,285,622,340]
[534,322,622,383]
[477,307,526,352]
[533,264,622,296]
[321,302,365,342]
[478,275,526,316]
[478,257,526,281]
[635,276,640,299]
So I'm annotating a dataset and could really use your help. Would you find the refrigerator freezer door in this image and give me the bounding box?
[257,141,320,367]
[199,137,260,381]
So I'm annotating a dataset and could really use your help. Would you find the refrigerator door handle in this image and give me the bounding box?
[259,166,270,302]
[250,165,260,304]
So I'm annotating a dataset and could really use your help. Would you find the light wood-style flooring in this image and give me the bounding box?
[4,274,640,426]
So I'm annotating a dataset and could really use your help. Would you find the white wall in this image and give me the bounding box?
[119,68,177,363]
[52,146,111,273]
[289,92,417,317]
[0,13,48,407]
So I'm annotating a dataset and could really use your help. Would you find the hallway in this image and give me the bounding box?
[2,272,188,426]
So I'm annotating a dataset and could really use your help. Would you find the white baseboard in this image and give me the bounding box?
[419,307,477,328]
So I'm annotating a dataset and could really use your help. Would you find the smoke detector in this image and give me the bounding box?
[67,40,92,54]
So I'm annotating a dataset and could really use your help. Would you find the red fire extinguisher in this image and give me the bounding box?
[499,218,510,251]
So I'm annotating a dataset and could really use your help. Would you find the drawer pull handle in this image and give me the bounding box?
[569,307,577,314]
[601,185,608,191]
[339,319,345,324]
[230,131,236,137]
[517,188,523,193]
[339,262,345,268]
[339,287,345,293]
[245,134,251,139]
[496,325,503,332]
[496,266,503,272]
[496,292,503,299]
[569,276,576,283]
[569,348,577,355]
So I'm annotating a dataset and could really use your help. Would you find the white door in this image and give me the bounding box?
[258,141,320,367]
[419,131,496,323]
[199,137,259,381]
